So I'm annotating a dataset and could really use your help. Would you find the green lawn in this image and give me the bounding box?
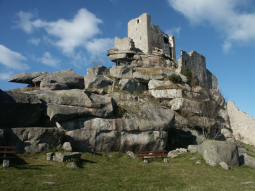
[1,148,255,191]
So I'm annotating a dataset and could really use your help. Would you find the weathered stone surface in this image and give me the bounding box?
[198,140,239,167]
[26,90,115,122]
[191,86,210,101]
[40,78,69,91]
[109,53,127,61]
[148,79,173,90]
[63,102,174,152]
[109,92,138,101]
[150,75,164,80]
[0,91,44,127]
[149,89,183,99]
[63,142,72,151]
[206,160,217,166]
[3,159,10,168]
[53,152,82,162]
[87,65,109,76]
[0,128,65,153]
[60,102,175,132]
[169,98,202,114]
[210,89,224,106]
[119,79,143,94]
[66,162,79,168]
[109,65,133,79]
[240,154,255,168]
[227,101,255,146]
[220,162,229,170]
[188,145,200,152]
[127,151,136,159]
[39,69,85,90]
[84,75,112,89]
[8,72,50,85]
[65,129,168,152]
[133,72,149,83]
[47,152,54,160]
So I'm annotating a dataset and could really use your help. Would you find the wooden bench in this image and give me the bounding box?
[136,150,168,163]
[0,146,16,167]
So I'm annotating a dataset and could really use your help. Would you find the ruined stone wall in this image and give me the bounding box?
[128,13,149,53]
[206,69,219,90]
[114,37,134,51]
[176,50,219,89]
[128,13,175,60]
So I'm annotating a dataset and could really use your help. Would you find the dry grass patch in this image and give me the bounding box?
[9,86,40,93]
[155,84,187,91]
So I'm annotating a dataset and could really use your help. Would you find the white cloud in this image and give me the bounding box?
[15,11,35,33]
[0,71,13,80]
[16,8,105,54]
[40,52,60,67]
[28,37,41,45]
[0,45,29,70]
[85,38,114,55]
[168,0,255,51]
[166,27,181,36]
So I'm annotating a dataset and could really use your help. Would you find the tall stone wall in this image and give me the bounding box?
[128,13,175,60]
[176,50,218,89]
[128,13,149,54]
[114,37,134,51]
[227,101,255,146]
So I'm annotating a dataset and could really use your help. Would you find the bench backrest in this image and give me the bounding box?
[0,146,16,158]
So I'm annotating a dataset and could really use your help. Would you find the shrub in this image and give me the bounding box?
[168,74,182,83]
[192,79,198,86]
[132,91,141,97]
[183,66,192,83]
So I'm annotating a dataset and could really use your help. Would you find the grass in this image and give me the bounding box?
[9,86,40,93]
[1,150,255,190]
[155,84,187,91]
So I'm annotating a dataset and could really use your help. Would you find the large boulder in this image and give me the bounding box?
[148,79,173,90]
[227,101,255,146]
[149,89,183,99]
[169,98,202,114]
[39,69,85,90]
[119,79,143,94]
[133,72,149,83]
[0,90,44,127]
[109,65,133,79]
[8,72,50,85]
[87,65,109,76]
[0,128,65,153]
[198,140,239,167]
[209,89,225,107]
[61,102,175,152]
[109,92,138,101]
[239,154,255,168]
[84,75,112,89]
[26,90,115,122]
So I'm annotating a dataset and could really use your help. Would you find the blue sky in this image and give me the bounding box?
[0,0,254,118]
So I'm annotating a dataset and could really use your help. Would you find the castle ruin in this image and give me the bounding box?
[107,13,218,90]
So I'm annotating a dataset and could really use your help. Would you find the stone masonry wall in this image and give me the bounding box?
[227,101,255,146]
[128,13,149,54]
[176,50,218,89]
[114,37,134,51]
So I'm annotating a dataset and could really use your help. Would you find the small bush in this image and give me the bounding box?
[183,66,192,83]
[192,79,199,86]
[132,91,141,97]
[168,74,182,83]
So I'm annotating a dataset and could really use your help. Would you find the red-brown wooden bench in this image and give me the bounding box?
[136,150,168,163]
[0,146,16,167]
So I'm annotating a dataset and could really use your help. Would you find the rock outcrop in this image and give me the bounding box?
[8,72,50,86]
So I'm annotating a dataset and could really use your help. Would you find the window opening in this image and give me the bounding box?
[137,19,139,24]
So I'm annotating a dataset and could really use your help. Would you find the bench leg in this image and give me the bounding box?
[163,158,167,163]
[3,159,10,168]
[143,159,148,163]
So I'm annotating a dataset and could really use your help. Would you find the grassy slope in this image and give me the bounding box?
[1,149,255,191]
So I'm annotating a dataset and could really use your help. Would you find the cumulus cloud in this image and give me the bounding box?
[0,71,13,80]
[168,0,255,52]
[28,37,41,45]
[85,38,114,55]
[0,45,29,70]
[40,52,60,67]
[16,8,107,54]
[166,27,181,36]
